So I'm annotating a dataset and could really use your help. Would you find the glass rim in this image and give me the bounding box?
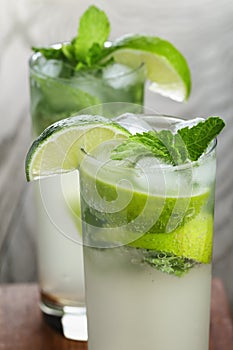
[29,41,146,82]
[79,114,217,173]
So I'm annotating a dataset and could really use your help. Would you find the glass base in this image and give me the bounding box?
[40,297,88,341]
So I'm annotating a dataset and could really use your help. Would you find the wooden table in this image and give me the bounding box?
[0,279,232,350]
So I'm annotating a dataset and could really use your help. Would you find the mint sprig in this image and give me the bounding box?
[111,117,225,165]
[177,117,225,161]
[144,252,197,277]
[32,5,111,71]
[74,6,110,63]
[111,131,178,165]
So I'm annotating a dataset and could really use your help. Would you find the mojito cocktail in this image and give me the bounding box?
[25,112,224,347]
[28,4,192,339]
[79,115,220,350]
[29,48,145,336]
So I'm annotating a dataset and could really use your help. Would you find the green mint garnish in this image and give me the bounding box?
[32,5,111,71]
[74,5,110,63]
[177,116,225,161]
[111,129,188,165]
[111,116,225,165]
[144,252,197,277]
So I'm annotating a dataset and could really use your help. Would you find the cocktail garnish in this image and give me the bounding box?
[144,252,197,277]
[31,5,191,101]
[111,116,225,165]
[32,6,111,71]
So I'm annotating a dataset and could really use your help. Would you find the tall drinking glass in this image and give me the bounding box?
[29,47,145,340]
[80,114,216,350]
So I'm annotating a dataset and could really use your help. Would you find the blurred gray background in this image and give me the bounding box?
[0,0,233,308]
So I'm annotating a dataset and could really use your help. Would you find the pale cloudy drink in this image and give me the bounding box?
[79,115,217,350]
[29,6,145,337]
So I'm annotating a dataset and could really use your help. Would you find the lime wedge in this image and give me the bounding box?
[25,115,130,181]
[129,214,213,264]
[82,169,211,261]
[104,35,191,102]
[89,172,210,234]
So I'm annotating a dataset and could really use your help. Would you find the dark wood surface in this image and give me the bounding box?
[0,279,232,350]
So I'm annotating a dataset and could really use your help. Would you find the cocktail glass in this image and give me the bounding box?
[29,48,145,340]
[80,114,216,350]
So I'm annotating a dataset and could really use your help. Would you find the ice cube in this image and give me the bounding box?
[103,63,136,89]
[91,139,120,162]
[39,58,63,78]
[135,156,165,169]
[173,117,205,132]
[192,156,216,188]
[114,113,152,134]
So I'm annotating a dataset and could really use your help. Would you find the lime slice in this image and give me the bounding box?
[129,214,213,264]
[25,114,130,181]
[82,169,211,261]
[104,35,191,102]
[89,172,210,234]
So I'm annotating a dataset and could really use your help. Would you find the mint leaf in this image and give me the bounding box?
[177,116,225,161]
[144,252,197,277]
[32,46,67,61]
[111,117,225,165]
[111,129,188,165]
[32,6,111,71]
[111,131,175,164]
[111,141,153,162]
[61,41,76,64]
[74,5,110,63]
[156,129,189,165]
